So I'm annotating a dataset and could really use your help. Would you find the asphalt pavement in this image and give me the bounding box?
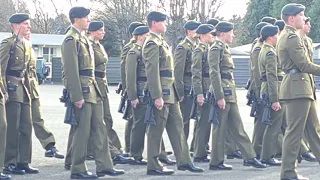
[8,84,320,180]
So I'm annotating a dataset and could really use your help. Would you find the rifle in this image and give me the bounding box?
[207,92,219,125]
[117,91,127,113]
[262,93,272,125]
[59,88,77,126]
[246,90,258,117]
[122,99,131,120]
[115,82,123,94]
[245,79,251,90]
[189,89,198,120]
[143,89,156,125]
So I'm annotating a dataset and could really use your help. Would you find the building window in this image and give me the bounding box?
[43,47,57,62]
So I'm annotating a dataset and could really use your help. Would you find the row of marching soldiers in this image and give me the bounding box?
[120,3,320,180]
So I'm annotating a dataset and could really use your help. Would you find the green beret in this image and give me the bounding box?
[183,20,201,30]
[147,11,167,22]
[260,25,279,40]
[261,16,277,25]
[88,21,104,31]
[275,20,285,31]
[9,13,30,23]
[132,26,149,35]
[196,24,214,34]
[69,7,90,19]
[129,22,145,35]
[207,18,220,27]
[215,21,234,32]
[305,17,311,23]
[281,3,305,16]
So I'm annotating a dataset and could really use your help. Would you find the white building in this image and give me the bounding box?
[0,32,64,62]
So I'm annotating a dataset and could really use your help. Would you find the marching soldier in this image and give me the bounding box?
[143,11,204,175]
[121,21,144,154]
[24,33,64,159]
[191,24,214,162]
[173,20,200,148]
[62,7,124,179]
[1,13,39,175]
[250,22,269,157]
[278,3,320,180]
[258,25,283,166]
[125,26,150,165]
[208,21,266,170]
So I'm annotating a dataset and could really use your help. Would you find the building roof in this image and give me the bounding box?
[0,32,64,46]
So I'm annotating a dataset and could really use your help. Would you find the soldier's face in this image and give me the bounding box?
[224,30,234,43]
[294,12,305,29]
[139,33,149,43]
[153,21,167,33]
[303,22,311,34]
[16,20,31,36]
[93,28,105,40]
[206,32,214,43]
[24,33,31,41]
[270,34,278,46]
[76,16,91,30]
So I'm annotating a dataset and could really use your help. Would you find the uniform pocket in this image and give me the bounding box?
[7,83,18,91]
[291,74,312,96]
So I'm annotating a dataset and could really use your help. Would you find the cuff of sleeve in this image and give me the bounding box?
[214,90,225,101]
[70,93,83,103]
[269,95,279,103]
[151,91,162,100]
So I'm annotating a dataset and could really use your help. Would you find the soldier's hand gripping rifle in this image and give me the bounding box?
[59,88,77,126]
[207,92,219,125]
[189,89,198,120]
[262,93,272,125]
[117,89,127,114]
[247,90,258,117]
[122,97,131,120]
[143,89,156,125]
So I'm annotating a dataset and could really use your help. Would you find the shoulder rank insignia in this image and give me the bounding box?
[128,51,136,55]
[193,49,200,54]
[0,40,8,44]
[266,51,274,56]
[210,46,218,51]
[176,45,184,50]
[254,47,261,51]
[65,36,74,42]
[146,41,156,46]
[123,46,130,51]
[288,34,297,39]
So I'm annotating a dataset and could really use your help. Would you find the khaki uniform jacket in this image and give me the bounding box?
[173,37,195,98]
[277,25,320,101]
[91,40,109,98]
[126,43,146,101]
[142,32,178,104]
[26,42,40,100]
[191,42,210,96]
[259,43,284,103]
[208,39,237,103]
[0,34,31,103]
[61,27,101,103]
[251,40,263,99]
[120,39,136,90]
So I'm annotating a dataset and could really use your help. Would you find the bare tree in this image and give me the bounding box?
[187,0,224,22]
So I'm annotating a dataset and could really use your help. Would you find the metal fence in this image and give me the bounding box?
[49,56,320,88]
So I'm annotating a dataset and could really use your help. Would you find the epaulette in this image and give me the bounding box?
[123,45,130,51]
[266,51,275,56]
[65,36,73,42]
[176,45,184,50]
[146,41,156,46]
[288,34,297,39]
[210,46,219,51]
[0,40,8,44]
[128,50,136,55]
[254,47,261,51]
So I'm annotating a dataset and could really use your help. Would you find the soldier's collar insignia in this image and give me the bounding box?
[65,36,74,42]
[1,40,8,44]
[218,42,223,46]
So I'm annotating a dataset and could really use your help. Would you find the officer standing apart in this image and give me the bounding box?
[208,21,266,170]
[258,25,283,166]
[1,13,39,175]
[143,11,204,175]
[24,33,65,160]
[173,20,200,143]
[62,7,123,179]
[125,26,150,165]
[191,24,214,162]
[278,3,320,180]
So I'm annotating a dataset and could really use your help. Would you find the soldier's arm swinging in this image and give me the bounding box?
[265,52,279,103]
[191,49,204,97]
[126,50,138,101]
[208,46,224,100]
[0,40,12,93]
[173,45,187,98]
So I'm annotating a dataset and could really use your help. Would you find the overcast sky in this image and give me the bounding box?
[27,0,249,20]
